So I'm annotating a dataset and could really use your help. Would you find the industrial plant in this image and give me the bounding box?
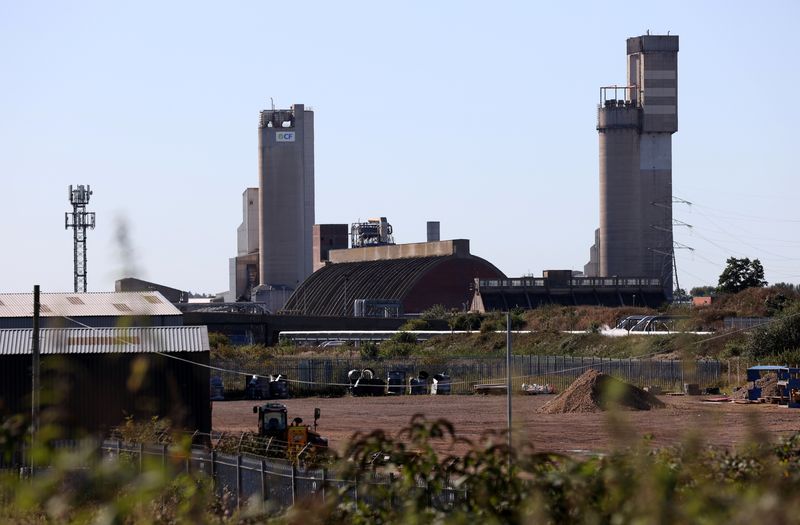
[584,34,679,299]
[199,34,683,324]
[32,34,687,345]
[0,33,686,435]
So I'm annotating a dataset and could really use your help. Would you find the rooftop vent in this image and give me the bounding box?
[67,297,85,305]
[112,303,132,312]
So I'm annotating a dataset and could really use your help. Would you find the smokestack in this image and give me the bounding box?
[426,221,440,242]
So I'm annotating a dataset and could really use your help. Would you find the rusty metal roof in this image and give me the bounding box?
[0,326,209,355]
[0,292,181,318]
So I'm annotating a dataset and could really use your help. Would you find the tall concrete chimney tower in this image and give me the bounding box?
[585,34,678,299]
[256,104,315,310]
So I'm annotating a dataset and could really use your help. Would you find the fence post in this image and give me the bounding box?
[138,443,143,473]
[680,359,684,389]
[236,454,242,511]
[321,467,327,503]
[261,459,266,506]
[291,462,297,507]
[162,443,167,468]
[210,450,217,495]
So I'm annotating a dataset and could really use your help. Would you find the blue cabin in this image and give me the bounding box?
[746,366,800,407]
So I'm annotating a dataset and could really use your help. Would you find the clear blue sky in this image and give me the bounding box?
[2,1,799,294]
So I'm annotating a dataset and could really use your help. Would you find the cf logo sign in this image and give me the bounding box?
[276,132,296,142]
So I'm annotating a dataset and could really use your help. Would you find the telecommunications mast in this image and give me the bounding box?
[65,185,96,293]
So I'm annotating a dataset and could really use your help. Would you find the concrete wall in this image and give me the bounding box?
[328,239,471,264]
[258,104,315,294]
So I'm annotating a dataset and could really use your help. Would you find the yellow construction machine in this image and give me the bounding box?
[252,403,328,460]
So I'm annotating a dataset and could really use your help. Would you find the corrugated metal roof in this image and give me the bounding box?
[0,292,182,318]
[0,326,209,355]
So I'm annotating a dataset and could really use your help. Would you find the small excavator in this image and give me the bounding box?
[252,403,328,460]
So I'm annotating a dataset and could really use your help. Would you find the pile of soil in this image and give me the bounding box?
[537,369,665,414]
[732,372,781,400]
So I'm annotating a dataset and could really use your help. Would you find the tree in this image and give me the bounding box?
[690,286,716,297]
[717,257,767,294]
[673,288,690,301]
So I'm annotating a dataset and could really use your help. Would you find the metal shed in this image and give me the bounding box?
[0,291,183,328]
[0,326,210,434]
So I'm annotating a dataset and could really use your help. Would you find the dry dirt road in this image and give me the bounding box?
[214,395,800,456]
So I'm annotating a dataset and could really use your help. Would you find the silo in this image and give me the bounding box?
[257,104,315,309]
[586,34,678,298]
[598,102,642,278]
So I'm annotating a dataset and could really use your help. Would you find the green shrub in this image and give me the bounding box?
[746,303,800,359]
[420,304,449,320]
[207,332,229,349]
[379,341,415,358]
[400,318,430,331]
[479,317,502,333]
[359,341,379,360]
[448,312,483,331]
[391,331,417,344]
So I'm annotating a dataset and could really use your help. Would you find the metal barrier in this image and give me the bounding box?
[214,356,722,396]
[95,440,466,513]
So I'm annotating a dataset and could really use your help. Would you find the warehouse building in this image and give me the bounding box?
[0,291,208,434]
[0,325,210,434]
[471,271,666,311]
[0,291,183,328]
[283,239,505,316]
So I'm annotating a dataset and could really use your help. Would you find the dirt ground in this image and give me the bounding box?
[213,395,800,456]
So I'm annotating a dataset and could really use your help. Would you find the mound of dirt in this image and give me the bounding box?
[537,369,665,414]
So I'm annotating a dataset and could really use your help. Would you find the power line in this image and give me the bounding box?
[53,313,800,390]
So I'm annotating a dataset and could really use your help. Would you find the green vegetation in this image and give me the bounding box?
[718,256,768,294]
[399,318,430,331]
[690,285,716,297]
[745,302,800,361]
[8,415,800,523]
[205,287,800,367]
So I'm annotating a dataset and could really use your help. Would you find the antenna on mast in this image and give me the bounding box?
[65,185,96,293]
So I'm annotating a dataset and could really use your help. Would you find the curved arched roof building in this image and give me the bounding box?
[283,239,505,316]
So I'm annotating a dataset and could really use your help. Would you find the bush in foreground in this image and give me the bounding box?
[7,415,800,523]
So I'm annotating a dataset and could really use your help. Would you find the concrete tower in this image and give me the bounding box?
[585,34,678,298]
[257,104,315,309]
[227,188,259,302]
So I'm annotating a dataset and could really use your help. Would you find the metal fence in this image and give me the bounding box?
[214,356,722,396]
[96,440,465,513]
